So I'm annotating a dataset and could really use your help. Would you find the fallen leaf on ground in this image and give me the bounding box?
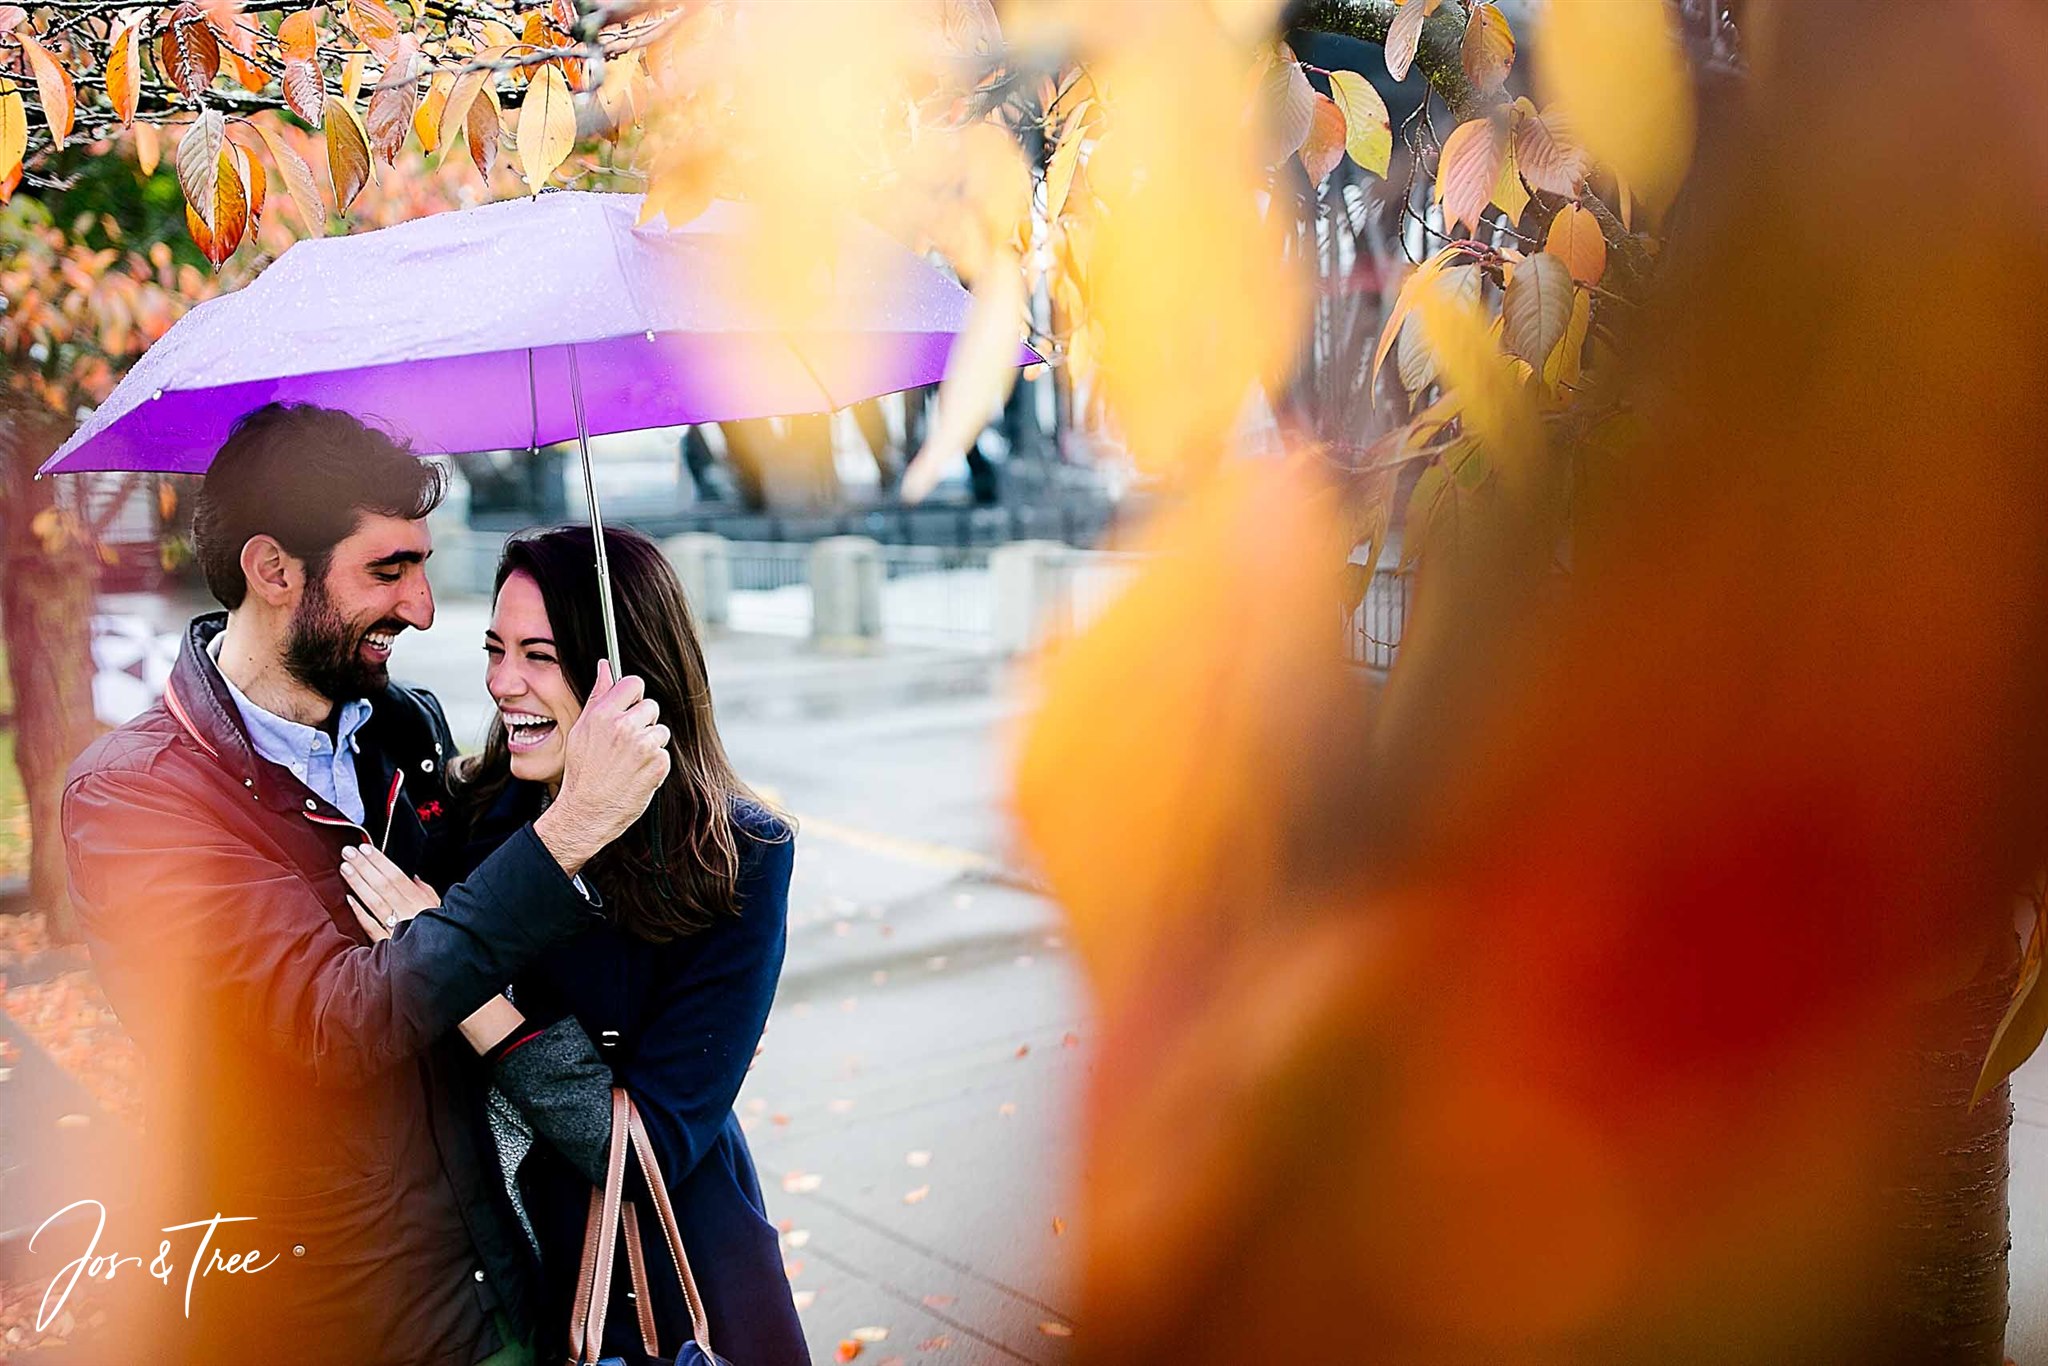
[906,1150,931,1168]
[1015,1045,1030,1058]
[903,1185,930,1204]
[782,1171,823,1193]
[786,1229,811,1248]
[1062,1032,1080,1048]
[829,1098,855,1114]
[851,1326,889,1343]
[1052,1217,1066,1236]
[922,1294,955,1310]
[999,1102,1017,1117]
[784,1259,805,1280]
[835,1340,862,1362]
[919,1336,952,1351]
[1039,1321,1074,1337]
[794,1290,817,1310]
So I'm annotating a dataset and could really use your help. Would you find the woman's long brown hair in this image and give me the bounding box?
[456,524,780,941]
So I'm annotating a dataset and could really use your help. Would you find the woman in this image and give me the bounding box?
[342,524,808,1366]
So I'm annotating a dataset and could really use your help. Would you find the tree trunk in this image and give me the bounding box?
[0,395,101,942]
[1885,936,2019,1365]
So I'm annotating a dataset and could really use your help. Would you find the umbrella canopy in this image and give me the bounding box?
[42,192,1029,475]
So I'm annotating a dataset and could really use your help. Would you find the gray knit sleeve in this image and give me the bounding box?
[490,1015,614,1185]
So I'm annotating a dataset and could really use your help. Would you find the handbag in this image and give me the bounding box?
[568,1087,730,1366]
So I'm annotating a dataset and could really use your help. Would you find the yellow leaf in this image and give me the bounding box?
[1977,915,2048,1106]
[1536,0,1693,214]
[1490,141,1528,225]
[438,45,513,159]
[1461,1,1515,94]
[515,63,576,194]
[323,94,372,211]
[341,51,365,107]
[228,132,265,222]
[0,80,23,185]
[902,247,1026,503]
[1545,202,1606,286]
[1435,116,1505,237]
[18,35,74,150]
[1542,284,1591,393]
[1327,69,1390,178]
[1043,109,1087,222]
[1411,269,1540,476]
[135,122,160,176]
[594,48,644,137]
[1370,245,1459,397]
[415,71,452,151]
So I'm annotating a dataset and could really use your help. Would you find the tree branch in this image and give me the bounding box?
[1289,0,1486,122]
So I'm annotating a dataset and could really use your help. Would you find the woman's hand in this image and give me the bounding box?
[341,843,441,942]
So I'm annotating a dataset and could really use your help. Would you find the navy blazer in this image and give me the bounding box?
[457,783,809,1366]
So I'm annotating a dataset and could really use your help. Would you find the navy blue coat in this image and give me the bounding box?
[456,783,809,1366]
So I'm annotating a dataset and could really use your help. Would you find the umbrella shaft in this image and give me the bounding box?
[566,345,624,676]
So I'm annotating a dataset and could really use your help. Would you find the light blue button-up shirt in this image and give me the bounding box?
[207,638,373,823]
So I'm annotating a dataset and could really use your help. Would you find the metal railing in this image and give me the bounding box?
[1347,569,1412,671]
[712,538,1415,669]
[877,545,995,647]
[725,542,813,636]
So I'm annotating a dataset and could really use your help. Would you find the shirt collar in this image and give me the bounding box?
[204,632,373,769]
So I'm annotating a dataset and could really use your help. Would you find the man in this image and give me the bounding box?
[60,403,667,1365]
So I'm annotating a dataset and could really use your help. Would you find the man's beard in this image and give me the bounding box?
[283,573,394,703]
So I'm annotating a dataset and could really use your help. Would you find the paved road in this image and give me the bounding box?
[395,605,1087,1364]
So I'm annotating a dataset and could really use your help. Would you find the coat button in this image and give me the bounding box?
[304,798,318,810]
[421,758,435,773]
[242,778,253,788]
[292,1244,306,1258]
[472,1269,485,1282]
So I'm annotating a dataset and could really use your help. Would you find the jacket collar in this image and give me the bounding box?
[167,612,408,822]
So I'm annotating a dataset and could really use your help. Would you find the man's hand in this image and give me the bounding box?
[534,660,671,877]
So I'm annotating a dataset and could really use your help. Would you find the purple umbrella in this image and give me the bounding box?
[43,191,1033,665]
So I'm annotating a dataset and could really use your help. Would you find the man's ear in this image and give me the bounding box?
[239,534,303,608]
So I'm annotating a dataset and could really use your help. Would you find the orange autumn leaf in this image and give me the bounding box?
[17,34,73,149]
[1546,202,1607,286]
[105,23,142,125]
[158,1,221,99]
[323,95,372,211]
[1299,91,1344,187]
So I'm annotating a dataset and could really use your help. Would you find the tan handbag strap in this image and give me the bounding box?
[568,1089,635,1365]
[626,1098,717,1361]
[567,1186,606,1364]
[619,1201,661,1355]
[566,1088,718,1364]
